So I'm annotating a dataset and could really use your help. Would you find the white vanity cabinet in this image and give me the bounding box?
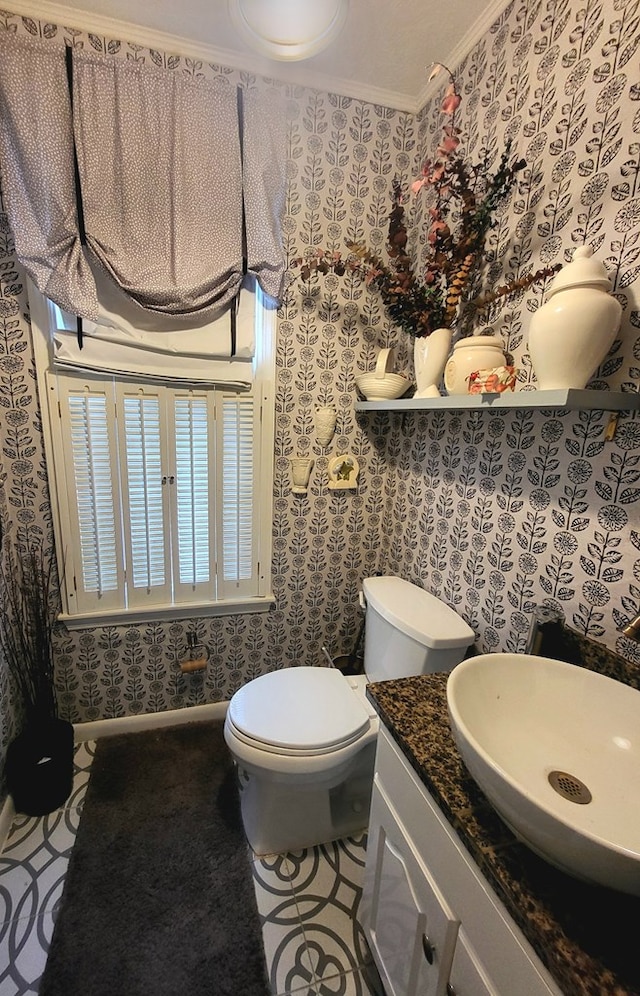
[364,773,458,995]
[361,726,564,996]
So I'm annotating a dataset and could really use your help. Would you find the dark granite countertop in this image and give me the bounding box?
[367,657,640,996]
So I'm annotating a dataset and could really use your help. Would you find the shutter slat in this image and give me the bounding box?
[174,395,210,588]
[122,394,166,591]
[67,391,119,596]
[221,395,255,585]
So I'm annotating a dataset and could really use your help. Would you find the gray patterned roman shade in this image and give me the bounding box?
[0,32,285,332]
[71,49,245,321]
[0,34,98,319]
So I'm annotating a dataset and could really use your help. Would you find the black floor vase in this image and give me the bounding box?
[6,718,74,816]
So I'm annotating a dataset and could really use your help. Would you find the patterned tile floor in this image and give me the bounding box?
[0,740,381,996]
[0,741,96,996]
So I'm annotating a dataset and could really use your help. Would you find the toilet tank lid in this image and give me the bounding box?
[362,576,474,649]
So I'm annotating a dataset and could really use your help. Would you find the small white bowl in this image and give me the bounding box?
[355,372,409,401]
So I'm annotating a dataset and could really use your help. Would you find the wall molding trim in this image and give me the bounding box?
[73,700,229,742]
[415,0,511,111]
[2,0,419,111]
[3,0,513,112]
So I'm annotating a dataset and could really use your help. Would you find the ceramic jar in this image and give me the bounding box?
[444,335,507,395]
[528,246,622,391]
[413,328,452,398]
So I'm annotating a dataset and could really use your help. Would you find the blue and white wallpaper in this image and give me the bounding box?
[1,0,639,794]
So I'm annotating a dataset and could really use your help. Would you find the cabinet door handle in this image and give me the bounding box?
[422,933,435,965]
[446,984,457,996]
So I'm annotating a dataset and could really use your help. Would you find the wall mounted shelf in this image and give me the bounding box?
[354,389,640,413]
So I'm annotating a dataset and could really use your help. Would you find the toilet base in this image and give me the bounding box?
[236,743,376,855]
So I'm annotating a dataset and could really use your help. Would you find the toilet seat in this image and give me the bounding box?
[227,667,371,756]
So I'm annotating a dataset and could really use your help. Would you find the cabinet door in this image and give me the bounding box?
[372,729,564,996]
[448,928,499,996]
[365,776,459,996]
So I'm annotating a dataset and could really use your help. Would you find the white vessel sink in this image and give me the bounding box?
[446,653,640,895]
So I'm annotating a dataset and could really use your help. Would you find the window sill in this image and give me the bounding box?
[59,594,276,630]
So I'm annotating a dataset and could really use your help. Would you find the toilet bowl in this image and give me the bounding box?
[224,576,474,854]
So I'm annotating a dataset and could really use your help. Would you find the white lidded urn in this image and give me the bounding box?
[444,335,507,395]
[528,246,622,390]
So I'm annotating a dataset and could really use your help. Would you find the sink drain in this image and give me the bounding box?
[548,770,592,804]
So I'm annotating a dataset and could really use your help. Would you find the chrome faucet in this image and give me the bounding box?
[526,605,565,655]
[620,612,640,642]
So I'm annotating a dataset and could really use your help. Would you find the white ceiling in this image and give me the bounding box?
[10,0,509,111]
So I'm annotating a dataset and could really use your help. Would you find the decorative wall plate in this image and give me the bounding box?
[327,454,359,490]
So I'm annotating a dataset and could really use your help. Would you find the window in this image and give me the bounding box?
[29,285,276,628]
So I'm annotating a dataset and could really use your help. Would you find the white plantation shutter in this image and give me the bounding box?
[31,279,275,625]
[219,394,259,596]
[49,370,263,616]
[118,386,171,607]
[170,390,216,601]
[52,373,124,614]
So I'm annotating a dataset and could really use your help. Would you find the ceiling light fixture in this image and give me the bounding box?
[228,0,349,62]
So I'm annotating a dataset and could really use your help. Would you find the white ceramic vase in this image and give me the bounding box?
[290,457,314,494]
[444,335,507,395]
[315,407,337,448]
[413,328,452,398]
[528,246,622,391]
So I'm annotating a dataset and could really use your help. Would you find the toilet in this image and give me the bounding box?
[224,575,474,854]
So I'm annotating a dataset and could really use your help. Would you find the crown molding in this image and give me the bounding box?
[415,0,512,110]
[3,0,420,111]
[4,0,513,112]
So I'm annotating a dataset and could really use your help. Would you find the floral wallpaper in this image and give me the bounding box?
[387,0,640,659]
[1,0,640,796]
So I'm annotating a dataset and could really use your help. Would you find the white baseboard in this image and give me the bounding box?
[73,700,229,742]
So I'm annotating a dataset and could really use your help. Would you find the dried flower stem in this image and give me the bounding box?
[473,265,562,313]
[444,253,476,326]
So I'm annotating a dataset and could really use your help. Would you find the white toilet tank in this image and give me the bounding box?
[362,576,474,682]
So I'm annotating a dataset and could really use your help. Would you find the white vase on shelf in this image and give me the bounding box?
[528,246,622,391]
[413,328,452,398]
[444,335,507,395]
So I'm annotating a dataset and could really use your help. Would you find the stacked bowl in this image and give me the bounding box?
[355,348,409,401]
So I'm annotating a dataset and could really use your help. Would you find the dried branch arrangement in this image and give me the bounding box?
[294,64,555,338]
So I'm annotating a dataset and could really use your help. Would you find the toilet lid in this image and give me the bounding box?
[227,667,371,755]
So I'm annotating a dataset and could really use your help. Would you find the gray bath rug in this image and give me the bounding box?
[39,721,269,996]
